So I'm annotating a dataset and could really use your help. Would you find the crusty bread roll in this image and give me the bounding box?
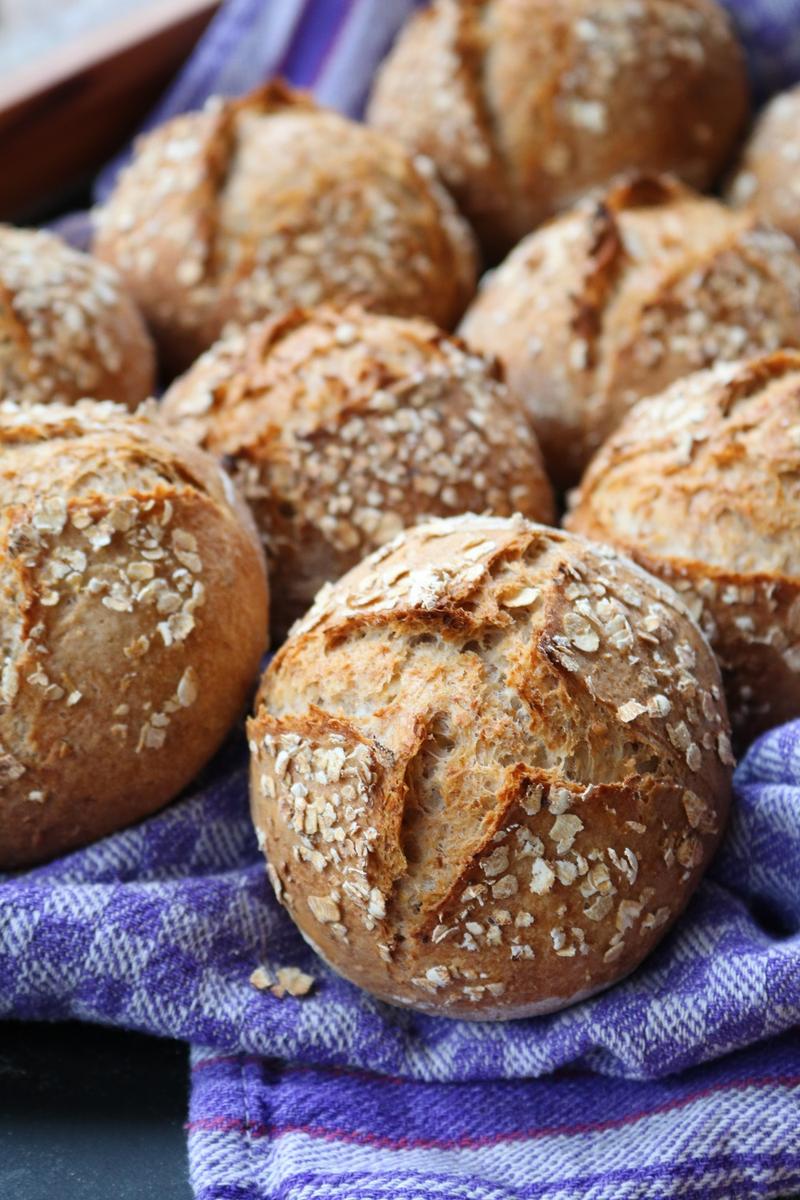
[460,175,800,488]
[0,401,268,868]
[249,514,732,1020]
[567,352,800,741]
[367,0,748,259]
[92,82,477,376]
[0,225,155,410]
[161,306,555,638]
[728,84,800,245]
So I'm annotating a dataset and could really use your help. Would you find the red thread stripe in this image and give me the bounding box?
[186,1071,800,1150]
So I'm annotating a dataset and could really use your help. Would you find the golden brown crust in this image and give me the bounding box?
[0,401,269,867]
[92,82,477,375]
[368,0,749,258]
[248,514,731,1019]
[566,352,800,739]
[0,225,155,410]
[160,306,555,638]
[728,84,800,246]
[460,175,800,487]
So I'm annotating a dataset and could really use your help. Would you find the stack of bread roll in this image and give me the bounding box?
[3,0,799,1020]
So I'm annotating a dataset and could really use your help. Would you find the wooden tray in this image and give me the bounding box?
[0,0,218,222]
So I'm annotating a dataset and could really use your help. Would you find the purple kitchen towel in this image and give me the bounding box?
[11,1,800,1197]
[186,1033,800,1200]
[0,713,799,1084]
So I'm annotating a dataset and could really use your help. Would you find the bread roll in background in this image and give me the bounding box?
[728,84,800,245]
[249,515,732,1020]
[368,0,748,260]
[460,175,800,488]
[0,401,268,868]
[567,352,800,741]
[92,82,477,376]
[0,225,155,410]
[161,307,555,638]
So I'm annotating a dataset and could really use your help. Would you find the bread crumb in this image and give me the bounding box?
[249,965,275,990]
[250,964,315,998]
[274,967,315,997]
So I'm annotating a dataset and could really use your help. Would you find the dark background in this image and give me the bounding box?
[0,1022,191,1199]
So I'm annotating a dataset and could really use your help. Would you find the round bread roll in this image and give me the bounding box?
[92,82,477,376]
[249,514,732,1020]
[460,175,800,488]
[728,84,800,245]
[567,351,800,741]
[367,0,748,259]
[0,401,268,868]
[0,225,155,410]
[161,306,555,638]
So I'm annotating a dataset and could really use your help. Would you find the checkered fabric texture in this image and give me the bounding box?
[7,1,800,1197]
[3,720,800,1086]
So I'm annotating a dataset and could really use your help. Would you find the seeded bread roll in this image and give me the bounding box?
[728,84,800,246]
[92,82,477,376]
[0,225,155,410]
[161,307,555,638]
[0,401,268,868]
[367,0,748,259]
[567,352,800,741]
[460,175,800,488]
[249,514,732,1020]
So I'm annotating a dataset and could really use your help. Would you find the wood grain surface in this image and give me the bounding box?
[0,0,218,221]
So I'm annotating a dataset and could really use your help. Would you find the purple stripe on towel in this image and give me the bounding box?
[274,0,357,88]
[188,1034,800,1199]
[188,1033,800,1144]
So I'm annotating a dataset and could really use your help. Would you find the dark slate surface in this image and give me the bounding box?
[0,1022,191,1199]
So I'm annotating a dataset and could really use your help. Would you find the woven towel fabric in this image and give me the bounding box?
[2,719,800,1087]
[8,1,800,1197]
[187,1033,800,1200]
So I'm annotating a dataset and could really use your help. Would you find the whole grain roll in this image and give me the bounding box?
[161,306,555,638]
[0,401,268,868]
[567,352,800,741]
[728,84,800,245]
[367,0,748,259]
[249,514,732,1020]
[93,82,477,376]
[0,225,155,410]
[460,175,800,488]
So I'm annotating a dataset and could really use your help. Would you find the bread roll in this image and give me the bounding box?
[93,82,477,376]
[460,175,800,487]
[0,225,155,410]
[567,352,800,741]
[161,307,555,638]
[249,514,732,1020]
[728,84,800,245]
[368,0,748,259]
[0,401,268,868]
